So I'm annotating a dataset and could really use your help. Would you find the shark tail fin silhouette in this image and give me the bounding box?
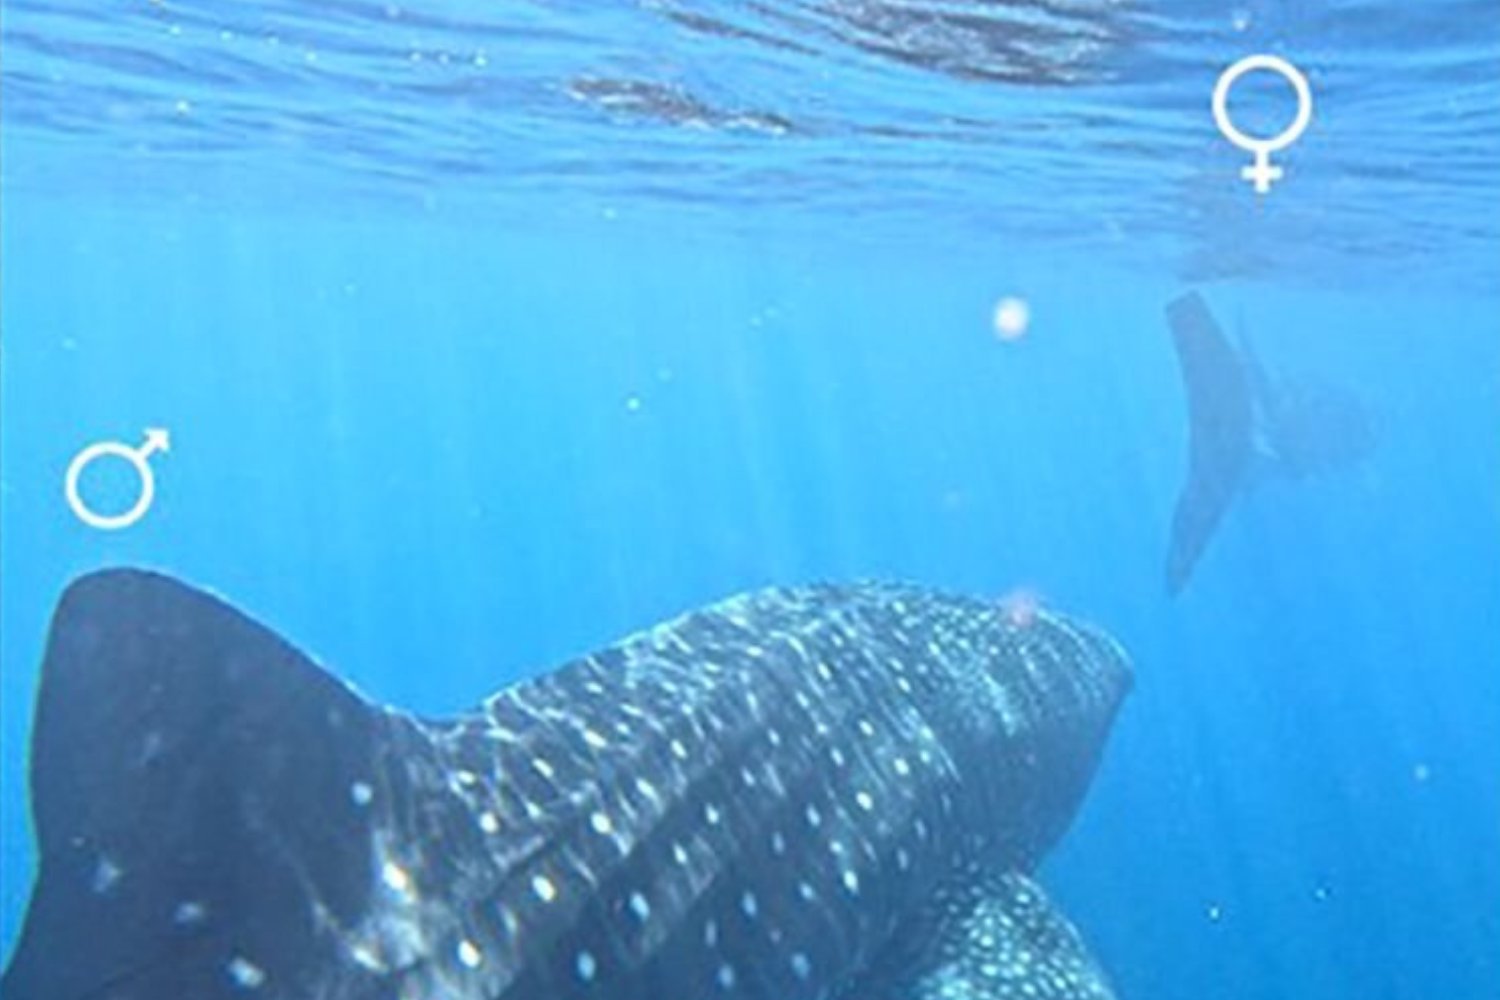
[1,569,385,1000]
[1164,292,1254,595]
[1232,305,1275,411]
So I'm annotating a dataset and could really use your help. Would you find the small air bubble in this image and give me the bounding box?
[992,296,1030,341]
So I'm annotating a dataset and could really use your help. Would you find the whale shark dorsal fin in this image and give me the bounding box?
[857,868,1116,1000]
[2,569,389,1000]
[1164,290,1254,595]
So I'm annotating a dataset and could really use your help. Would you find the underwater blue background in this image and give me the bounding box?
[2,1,1499,997]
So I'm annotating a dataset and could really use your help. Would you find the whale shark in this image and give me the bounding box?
[1164,291,1376,594]
[2,568,1130,1000]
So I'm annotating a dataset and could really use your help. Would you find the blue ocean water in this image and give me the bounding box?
[2,0,1498,997]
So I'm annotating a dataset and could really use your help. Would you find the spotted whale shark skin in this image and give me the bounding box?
[2,568,1131,1000]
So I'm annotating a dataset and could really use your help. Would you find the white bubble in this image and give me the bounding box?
[993,296,1031,341]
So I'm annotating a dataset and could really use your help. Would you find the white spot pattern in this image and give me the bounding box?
[321,582,1128,1000]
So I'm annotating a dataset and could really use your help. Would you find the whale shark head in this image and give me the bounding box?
[960,614,1132,866]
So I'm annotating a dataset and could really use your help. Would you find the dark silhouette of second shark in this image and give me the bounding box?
[1165,291,1376,595]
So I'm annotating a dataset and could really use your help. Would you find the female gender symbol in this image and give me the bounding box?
[1212,54,1313,194]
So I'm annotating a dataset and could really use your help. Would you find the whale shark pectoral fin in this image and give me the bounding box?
[1,569,386,1000]
[1164,290,1255,595]
[856,870,1116,1000]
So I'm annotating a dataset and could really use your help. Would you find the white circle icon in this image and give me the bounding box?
[1212,54,1313,194]
[65,428,170,530]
